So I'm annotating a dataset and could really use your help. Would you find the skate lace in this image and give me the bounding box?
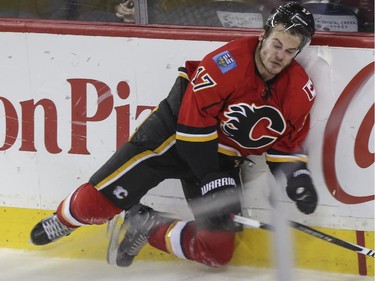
[42,215,73,241]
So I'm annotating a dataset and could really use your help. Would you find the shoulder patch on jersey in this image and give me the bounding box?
[213,51,237,74]
[303,79,316,101]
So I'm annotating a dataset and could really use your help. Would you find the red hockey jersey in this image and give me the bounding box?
[176,37,316,178]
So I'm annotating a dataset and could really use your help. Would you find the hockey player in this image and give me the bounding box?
[30,2,318,268]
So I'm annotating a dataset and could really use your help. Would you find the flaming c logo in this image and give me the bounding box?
[323,62,374,204]
[221,103,286,149]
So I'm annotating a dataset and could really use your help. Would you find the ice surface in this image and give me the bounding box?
[0,248,373,281]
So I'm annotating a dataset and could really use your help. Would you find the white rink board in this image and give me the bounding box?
[0,32,373,231]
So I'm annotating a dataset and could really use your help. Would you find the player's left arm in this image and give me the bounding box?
[267,78,318,214]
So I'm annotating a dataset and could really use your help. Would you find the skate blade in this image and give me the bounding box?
[106,212,128,265]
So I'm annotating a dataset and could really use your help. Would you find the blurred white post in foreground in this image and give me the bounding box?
[269,171,295,281]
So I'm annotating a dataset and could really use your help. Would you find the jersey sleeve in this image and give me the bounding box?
[176,46,239,179]
[266,72,316,176]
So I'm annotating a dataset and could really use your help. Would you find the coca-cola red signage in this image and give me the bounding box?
[323,62,374,204]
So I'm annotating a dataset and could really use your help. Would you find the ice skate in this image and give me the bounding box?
[30,214,75,245]
[114,204,169,267]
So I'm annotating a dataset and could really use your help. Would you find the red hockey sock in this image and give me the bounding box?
[56,182,122,227]
[149,220,235,267]
[192,229,235,267]
[148,220,193,258]
[148,223,174,252]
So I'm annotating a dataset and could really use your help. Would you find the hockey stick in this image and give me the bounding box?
[232,214,375,258]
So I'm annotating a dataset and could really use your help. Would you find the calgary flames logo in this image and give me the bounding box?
[221,103,286,149]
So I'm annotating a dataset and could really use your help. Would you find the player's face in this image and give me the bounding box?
[257,26,302,80]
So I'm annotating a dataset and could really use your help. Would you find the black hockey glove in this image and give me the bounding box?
[193,171,242,231]
[286,169,318,214]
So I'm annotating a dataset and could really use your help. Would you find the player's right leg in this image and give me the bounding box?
[29,125,173,246]
[30,67,191,249]
[30,95,188,246]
